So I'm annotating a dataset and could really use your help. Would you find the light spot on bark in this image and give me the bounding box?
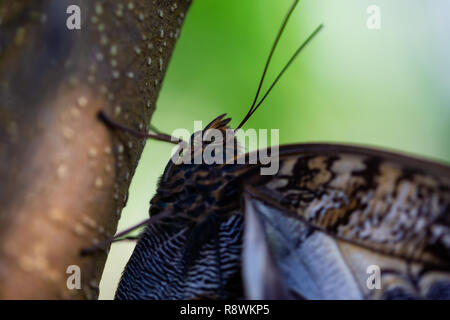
[62,126,75,140]
[77,96,88,108]
[95,177,103,188]
[57,164,68,179]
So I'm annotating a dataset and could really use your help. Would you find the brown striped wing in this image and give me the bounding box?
[241,144,450,299]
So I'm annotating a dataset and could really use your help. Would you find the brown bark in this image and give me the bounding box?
[0,0,191,299]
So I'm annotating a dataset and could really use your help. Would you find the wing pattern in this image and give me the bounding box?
[116,213,243,299]
[242,145,450,299]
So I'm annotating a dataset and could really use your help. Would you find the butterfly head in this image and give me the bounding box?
[176,113,240,163]
[160,114,241,184]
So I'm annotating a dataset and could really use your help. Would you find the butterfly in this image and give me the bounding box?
[97,0,450,300]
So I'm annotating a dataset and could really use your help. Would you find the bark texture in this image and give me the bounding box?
[0,0,191,299]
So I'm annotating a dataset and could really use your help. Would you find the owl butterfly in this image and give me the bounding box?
[100,1,450,300]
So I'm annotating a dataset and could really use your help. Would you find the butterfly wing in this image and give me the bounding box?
[241,143,450,299]
[242,193,295,299]
[243,190,365,299]
[115,209,244,300]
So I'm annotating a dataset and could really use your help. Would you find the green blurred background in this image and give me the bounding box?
[99,0,450,299]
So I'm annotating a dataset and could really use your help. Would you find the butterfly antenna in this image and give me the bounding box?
[247,24,323,120]
[235,0,300,132]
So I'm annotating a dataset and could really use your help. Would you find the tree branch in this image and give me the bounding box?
[0,0,191,299]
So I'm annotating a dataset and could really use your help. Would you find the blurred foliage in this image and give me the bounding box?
[99,0,450,299]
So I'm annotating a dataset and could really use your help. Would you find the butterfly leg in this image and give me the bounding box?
[80,218,151,256]
[97,111,184,145]
[80,207,178,256]
[112,235,140,242]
